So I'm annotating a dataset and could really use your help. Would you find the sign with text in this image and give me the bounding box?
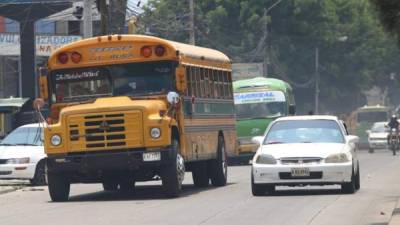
[234,91,285,104]
[0,33,81,56]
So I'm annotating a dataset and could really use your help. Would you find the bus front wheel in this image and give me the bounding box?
[162,139,185,197]
[48,172,70,202]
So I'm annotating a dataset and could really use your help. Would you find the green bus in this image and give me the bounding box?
[233,77,296,158]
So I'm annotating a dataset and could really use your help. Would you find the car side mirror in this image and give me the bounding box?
[346,135,359,144]
[251,136,264,145]
[289,105,296,115]
[365,130,371,135]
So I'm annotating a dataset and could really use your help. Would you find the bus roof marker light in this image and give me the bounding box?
[97,37,102,42]
[57,52,69,64]
[71,52,82,63]
[117,35,122,40]
[155,45,165,57]
[141,46,152,57]
[108,35,112,41]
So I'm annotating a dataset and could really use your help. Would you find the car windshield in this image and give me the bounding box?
[51,61,174,103]
[264,119,345,144]
[0,126,43,146]
[371,123,388,133]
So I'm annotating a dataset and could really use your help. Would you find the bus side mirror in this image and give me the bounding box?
[289,105,296,115]
[175,66,187,92]
[39,76,48,101]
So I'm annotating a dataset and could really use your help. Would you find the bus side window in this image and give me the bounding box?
[186,66,191,96]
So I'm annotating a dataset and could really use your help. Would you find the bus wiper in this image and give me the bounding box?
[16,143,41,146]
[0,143,17,146]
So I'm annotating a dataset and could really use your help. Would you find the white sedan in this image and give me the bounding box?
[0,123,46,186]
[251,115,360,196]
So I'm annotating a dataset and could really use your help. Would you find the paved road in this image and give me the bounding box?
[1,150,400,225]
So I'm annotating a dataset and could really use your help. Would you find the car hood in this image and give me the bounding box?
[260,143,346,159]
[369,132,388,139]
[0,145,44,159]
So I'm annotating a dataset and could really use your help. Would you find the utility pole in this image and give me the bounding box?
[263,8,268,77]
[263,0,282,77]
[83,0,93,38]
[314,47,320,115]
[189,0,195,45]
[99,0,109,35]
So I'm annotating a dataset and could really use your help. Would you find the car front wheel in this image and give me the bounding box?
[341,166,356,194]
[251,172,265,196]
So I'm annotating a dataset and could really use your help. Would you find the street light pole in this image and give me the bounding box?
[314,36,346,115]
[314,47,319,115]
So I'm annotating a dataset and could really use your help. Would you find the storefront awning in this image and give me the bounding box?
[0,97,29,113]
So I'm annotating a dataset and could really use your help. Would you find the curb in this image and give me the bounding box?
[0,187,21,195]
[389,198,400,225]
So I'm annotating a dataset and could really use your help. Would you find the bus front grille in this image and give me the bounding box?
[84,114,126,148]
[67,110,143,151]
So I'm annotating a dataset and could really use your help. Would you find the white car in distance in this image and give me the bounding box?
[367,122,389,152]
[251,116,360,196]
[0,123,46,186]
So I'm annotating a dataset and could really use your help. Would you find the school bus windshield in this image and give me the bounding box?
[50,61,175,103]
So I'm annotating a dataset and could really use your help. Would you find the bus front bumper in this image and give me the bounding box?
[46,148,175,173]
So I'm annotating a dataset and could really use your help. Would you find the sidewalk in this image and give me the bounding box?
[390,198,400,225]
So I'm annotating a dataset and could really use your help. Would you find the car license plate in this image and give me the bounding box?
[143,152,161,162]
[291,168,310,177]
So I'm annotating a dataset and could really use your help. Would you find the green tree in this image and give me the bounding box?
[139,0,400,114]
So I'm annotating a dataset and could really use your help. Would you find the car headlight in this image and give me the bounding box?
[325,153,350,163]
[255,154,277,164]
[150,128,161,139]
[51,134,62,146]
[6,157,30,164]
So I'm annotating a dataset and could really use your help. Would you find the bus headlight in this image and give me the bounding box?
[150,128,161,139]
[51,134,62,146]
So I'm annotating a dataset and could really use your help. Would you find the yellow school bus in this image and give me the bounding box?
[38,35,237,201]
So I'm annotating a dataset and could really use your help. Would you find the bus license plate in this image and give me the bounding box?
[291,168,310,177]
[143,152,161,162]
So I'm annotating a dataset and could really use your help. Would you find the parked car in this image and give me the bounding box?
[0,123,46,186]
[367,122,389,152]
[251,115,360,196]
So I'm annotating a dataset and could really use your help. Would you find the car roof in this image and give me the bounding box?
[275,115,339,122]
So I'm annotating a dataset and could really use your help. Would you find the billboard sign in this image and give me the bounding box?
[232,63,264,80]
[0,33,81,56]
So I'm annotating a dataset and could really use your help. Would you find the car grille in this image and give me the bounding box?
[67,110,143,152]
[279,172,323,179]
[280,157,322,165]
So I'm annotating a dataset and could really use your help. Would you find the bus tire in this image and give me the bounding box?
[118,179,135,193]
[102,179,119,191]
[48,172,70,202]
[192,161,209,187]
[162,138,185,197]
[209,135,228,187]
